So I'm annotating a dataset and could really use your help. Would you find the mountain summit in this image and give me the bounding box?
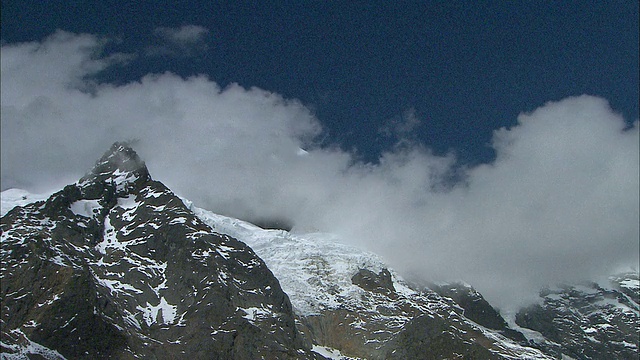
[77,141,151,198]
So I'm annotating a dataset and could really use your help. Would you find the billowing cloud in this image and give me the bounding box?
[2,32,638,311]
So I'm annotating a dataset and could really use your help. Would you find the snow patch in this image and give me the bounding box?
[239,306,274,323]
[36,294,61,308]
[137,297,178,326]
[96,216,118,254]
[143,188,165,198]
[95,214,147,253]
[70,199,101,218]
[0,328,67,359]
[117,195,139,210]
[311,345,361,360]
[94,275,144,296]
[111,169,139,192]
[594,297,640,315]
[502,310,547,344]
[169,217,187,225]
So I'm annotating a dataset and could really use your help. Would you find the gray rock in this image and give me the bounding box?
[351,268,395,295]
[516,281,640,360]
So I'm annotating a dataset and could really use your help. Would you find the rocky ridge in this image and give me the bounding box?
[516,276,639,359]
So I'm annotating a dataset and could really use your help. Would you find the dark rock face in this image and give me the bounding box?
[431,282,507,330]
[431,283,527,343]
[296,279,549,360]
[351,268,395,295]
[1,143,316,359]
[516,281,640,360]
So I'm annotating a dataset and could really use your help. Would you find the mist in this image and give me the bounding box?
[2,31,638,310]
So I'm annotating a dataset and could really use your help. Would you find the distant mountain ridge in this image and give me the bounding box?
[1,143,638,359]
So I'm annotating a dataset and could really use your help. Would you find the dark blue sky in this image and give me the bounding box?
[2,0,638,165]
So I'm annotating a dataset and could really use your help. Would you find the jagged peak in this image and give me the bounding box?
[92,142,147,175]
[77,142,151,196]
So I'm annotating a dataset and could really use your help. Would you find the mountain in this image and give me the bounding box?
[191,206,552,359]
[1,143,317,359]
[188,187,640,359]
[1,143,638,359]
[515,275,639,359]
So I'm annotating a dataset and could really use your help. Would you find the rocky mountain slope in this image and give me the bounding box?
[190,186,640,360]
[515,275,639,359]
[1,143,638,359]
[1,143,317,359]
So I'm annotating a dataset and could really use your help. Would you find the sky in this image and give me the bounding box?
[1,1,638,310]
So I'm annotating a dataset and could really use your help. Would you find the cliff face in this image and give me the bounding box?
[1,143,316,359]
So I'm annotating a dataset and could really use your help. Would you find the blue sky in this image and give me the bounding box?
[2,1,637,164]
[1,1,638,308]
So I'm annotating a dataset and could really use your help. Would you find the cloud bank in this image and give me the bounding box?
[2,31,638,310]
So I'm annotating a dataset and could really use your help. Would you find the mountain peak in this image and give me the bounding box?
[77,142,150,197]
[1,143,316,359]
[91,141,148,178]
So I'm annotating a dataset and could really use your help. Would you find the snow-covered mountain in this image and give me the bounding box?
[1,143,315,359]
[1,143,638,359]
[188,201,640,360]
[188,206,555,359]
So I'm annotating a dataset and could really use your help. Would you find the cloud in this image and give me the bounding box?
[2,32,638,311]
[378,108,423,148]
[149,25,210,56]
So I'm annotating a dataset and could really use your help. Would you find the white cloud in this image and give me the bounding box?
[155,25,209,44]
[1,32,638,311]
[150,25,210,55]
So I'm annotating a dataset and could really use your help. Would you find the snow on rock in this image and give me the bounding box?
[1,144,318,359]
[238,305,274,325]
[111,169,140,193]
[95,215,121,254]
[620,278,640,292]
[188,204,395,316]
[117,195,139,210]
[0,328,67,360]
[502,310,546,344]
[311,345,362,360]
[69,199,101,218]
[3,166,636,360]
[137,297,178,326]
[188,202,561,359]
